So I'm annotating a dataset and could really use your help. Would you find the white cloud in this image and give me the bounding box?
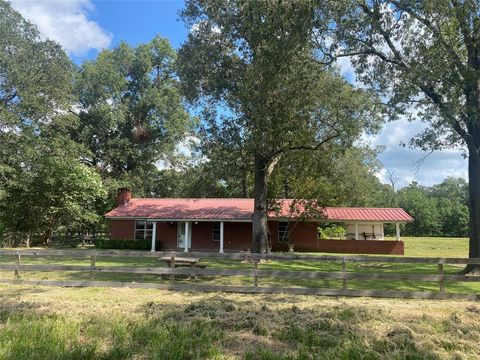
[367,117,468,188]
[156,136,204,171]
[335,56,357,85]
[10,0,112,56]
[190,21,221,34]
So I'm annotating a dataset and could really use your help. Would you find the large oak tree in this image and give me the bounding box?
[74,37,191,196]
[324,0,480,268]
[0,1,106,244]
[178,0,379,252]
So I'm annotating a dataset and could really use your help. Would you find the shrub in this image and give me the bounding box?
[94,237,150,250]
[318,224,346,239]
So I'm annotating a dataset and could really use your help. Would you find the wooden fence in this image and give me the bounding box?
[0,249,479,300]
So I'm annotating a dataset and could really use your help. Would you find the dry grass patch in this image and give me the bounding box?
[1,285,480,359]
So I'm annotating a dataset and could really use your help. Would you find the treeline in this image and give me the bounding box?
[394,178,469,237]
[0,1,382,245]
[0,1,472,246]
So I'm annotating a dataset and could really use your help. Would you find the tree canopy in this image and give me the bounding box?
[0,1,106,244]
[0,0,474,252]
[74,37,191,196]
[324,0,480,262]
[178,0,381,252]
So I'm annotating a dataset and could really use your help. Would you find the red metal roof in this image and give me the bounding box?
[105,198,413,222]
[105,198,254,220]
[324,207,413,222]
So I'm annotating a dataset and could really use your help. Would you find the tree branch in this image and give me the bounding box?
[450,0,476,68]
[418,83,472,145]
[356,2,410,71]
[389,0,467,77]
[1,91,17,106]
[335,49,403,66]
[68,109,81,118]
[268,130,341,161]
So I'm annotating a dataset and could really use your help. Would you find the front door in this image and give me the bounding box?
[177,222,191,249]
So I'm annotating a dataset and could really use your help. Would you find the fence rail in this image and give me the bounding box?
[0,249,479,300]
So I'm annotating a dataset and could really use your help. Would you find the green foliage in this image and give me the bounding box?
[0,1,74,204]
[0,1,73,128]
[1,143,107,245]
[178,0,381,251]
[318,224,346,240]
[269,146,391,207]
[94,238,150,250]
[324,0,480,257]
[397,183,442,236]
[74,37,191,195]
[0,3,109,245]
[395,178,469,237]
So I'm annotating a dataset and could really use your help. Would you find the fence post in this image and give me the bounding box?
[170,252,176,281]
[253,256,259,287]
[90,255,96,281]
[190,261,197,282]
[438,263,445,294]
[14,253,21,279]
[342,257,347,290]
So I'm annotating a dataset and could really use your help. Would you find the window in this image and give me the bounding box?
[135,220,153,241]
[212,223,221,241]
[278,222,289,243]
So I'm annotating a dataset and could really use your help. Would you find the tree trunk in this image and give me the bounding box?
[463,146,480,273]
[252,155,269,253]
[241,168,248,198]
[43,227,53,246]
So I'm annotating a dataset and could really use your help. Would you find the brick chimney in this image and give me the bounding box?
[116,188,132,206]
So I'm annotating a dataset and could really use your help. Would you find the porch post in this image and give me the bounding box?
[219,221,224,253]
[354,223,359,240]
[151,221,157,252]
[184,221,189,252]
[395,222,401,241]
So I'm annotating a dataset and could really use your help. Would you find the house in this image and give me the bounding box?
[105,188,414,255]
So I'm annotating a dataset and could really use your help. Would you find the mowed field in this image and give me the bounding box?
[398,236,469,257]
[0,236,476,293]
[1,237,479,359]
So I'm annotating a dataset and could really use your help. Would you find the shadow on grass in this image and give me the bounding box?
[2,253,479,295]
[0,290,457,360]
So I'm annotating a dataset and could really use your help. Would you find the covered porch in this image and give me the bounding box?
[315,221,405,255]
[142,220,251,253]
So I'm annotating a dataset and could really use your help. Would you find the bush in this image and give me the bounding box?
[94,237,150,250]
[318,224,346,239]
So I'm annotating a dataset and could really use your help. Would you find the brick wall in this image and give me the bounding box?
[190,222,221,251]
[315,239,404,255]
[269,221,318,252]
[109,219,403,254]
[224,222,252,251]
[155,222,177,250]
[110,220,135,240]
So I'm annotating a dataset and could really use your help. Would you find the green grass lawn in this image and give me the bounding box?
[1,237,479,359]
[1,285,480,359]
[0,236,477,294]
[401,236,469,257]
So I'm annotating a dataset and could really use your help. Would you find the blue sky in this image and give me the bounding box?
[10,0,468,188]
[83,1,187,61]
